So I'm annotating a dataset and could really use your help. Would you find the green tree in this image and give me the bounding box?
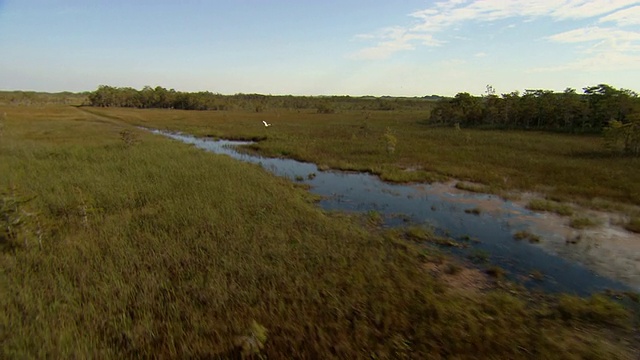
[584,84,637,129]
[604,104,640,156]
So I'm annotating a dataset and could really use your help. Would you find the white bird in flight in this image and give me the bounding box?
[262,120,272,127]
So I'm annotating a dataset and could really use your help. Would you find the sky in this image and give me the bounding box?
[0,0,639,97]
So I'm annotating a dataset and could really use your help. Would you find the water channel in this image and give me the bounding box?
[150,129,631,296]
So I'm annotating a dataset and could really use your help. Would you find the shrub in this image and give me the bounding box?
[569,216,599,229]
[383,127,397,154]
[604,117,640,156]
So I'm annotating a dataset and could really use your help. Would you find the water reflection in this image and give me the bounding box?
[150,129,629,295]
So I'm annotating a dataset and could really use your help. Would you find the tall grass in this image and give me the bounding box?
[83,106,640,208]
[0,105,637,358]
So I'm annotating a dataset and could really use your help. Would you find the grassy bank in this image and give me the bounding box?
[82,106,640,210]
[1,105,638,358]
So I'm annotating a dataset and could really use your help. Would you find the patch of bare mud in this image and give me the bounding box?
[424,260,489,294]
[413,181,640,291]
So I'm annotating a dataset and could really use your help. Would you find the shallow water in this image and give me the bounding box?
[151,129,630,295]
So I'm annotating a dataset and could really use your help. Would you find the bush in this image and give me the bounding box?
[604,117,640,156]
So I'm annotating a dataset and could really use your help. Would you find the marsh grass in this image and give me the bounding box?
[365,209,383,226]
[468,249,490,264]
[625,217,640,233]
[465,207,482,215]
[81,106,640,209]
[402,226,464,248]
[455,181,490,193]
[569,216,601,229]
[530,270,545,281]
[556,295,631,328]
[1,105,637,359]
[444,262,463,275]
[527,199,574,216]
[486,266,506,279]
[513,230,542,243]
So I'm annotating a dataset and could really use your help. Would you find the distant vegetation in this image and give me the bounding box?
[80,105,640,206]
[430,84,640,156]
[81,83,640,155]
[429,84,640,133]
[85,85,437,112]
[81,84,640,134]
[0,90,87,106]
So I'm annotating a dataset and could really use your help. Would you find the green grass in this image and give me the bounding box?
[467,249,490,264]
[455,181,490,193]
[569,216,601,229]
[556,295,631,328]
[401,226,464,248]
[80,106,640,209]
[527,199,574,216]
[1,105,637,358]
[513,230,542,243]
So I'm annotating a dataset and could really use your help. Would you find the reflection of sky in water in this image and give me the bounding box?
[152,129,629,295]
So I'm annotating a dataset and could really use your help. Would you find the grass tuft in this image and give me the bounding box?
[464,207,482,215]
[527,199,574,216]
[486,266,506,279]
[467,249,490,264]
[455,181,490,193]
[569,216,600,229]
[556,295,631,328]
[513,230,542,243]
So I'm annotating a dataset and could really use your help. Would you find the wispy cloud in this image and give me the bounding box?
[532,25,640,72]
[352,0,640,61]
[548,26,640,43]
[351,26,443,60]
[599,5,640,26]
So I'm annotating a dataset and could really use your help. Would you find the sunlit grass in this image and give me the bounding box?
[569,216,601,229]
[1,105,637,358]
[513,230,542,243]
[83,106,640,209]
[527,199,574,216]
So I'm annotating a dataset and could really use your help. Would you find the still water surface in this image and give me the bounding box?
[150,129,629,296]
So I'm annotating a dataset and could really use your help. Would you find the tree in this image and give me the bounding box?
[604,104,640,156]
[559,88,588,130]
[584,84,637,129]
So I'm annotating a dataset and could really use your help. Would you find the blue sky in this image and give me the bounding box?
[1,0,638,96]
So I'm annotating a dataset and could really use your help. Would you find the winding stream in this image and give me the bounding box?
[150,129,632,295]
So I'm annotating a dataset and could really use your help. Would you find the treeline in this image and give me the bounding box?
[0,91,88,106]
[87,85,438,112]
[429,84,640,132]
